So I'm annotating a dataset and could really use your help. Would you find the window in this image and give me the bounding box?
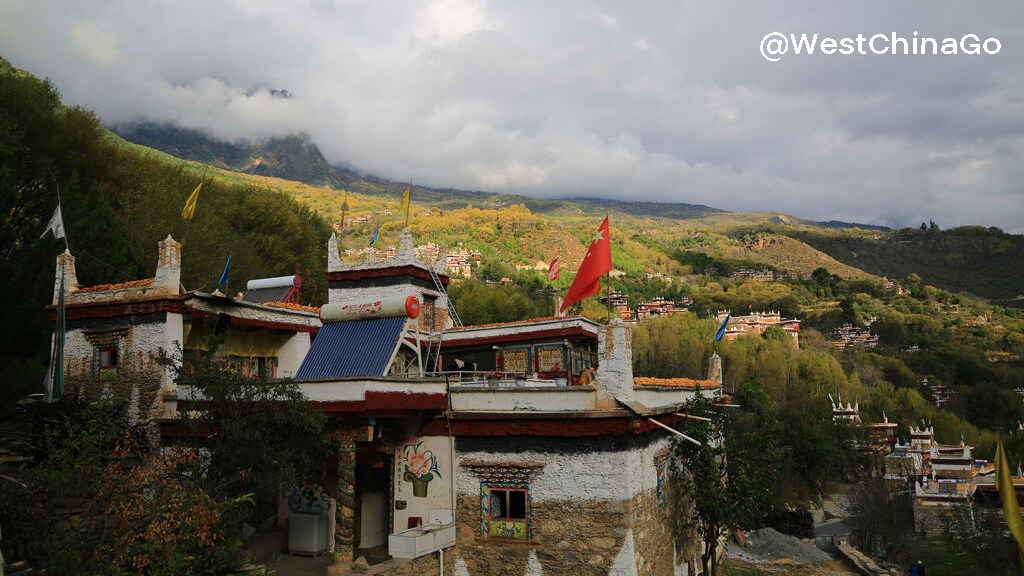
[482,483,530,541]
[463,461,542,543]
[229,355,277,378]
[96,346,118,377]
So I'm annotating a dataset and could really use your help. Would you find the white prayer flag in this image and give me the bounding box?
[40,205,65,240]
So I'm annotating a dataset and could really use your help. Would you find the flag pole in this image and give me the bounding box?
[405,179,412,229]
[605,271,611,322]
[604,214,611,322]
[47,265,66,401]
[339,190,349,232]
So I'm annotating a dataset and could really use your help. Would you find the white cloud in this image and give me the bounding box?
[0,0,1021,231]
[68,20,119,67]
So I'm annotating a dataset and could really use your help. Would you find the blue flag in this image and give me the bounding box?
[217,253,231,290]
[715,314,730,342]
[369,223,379,246]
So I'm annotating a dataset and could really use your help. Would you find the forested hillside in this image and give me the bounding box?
[0,57,331,406]
[795,226,1024,303]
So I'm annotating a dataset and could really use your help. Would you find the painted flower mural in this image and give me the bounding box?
[402,440,441,498]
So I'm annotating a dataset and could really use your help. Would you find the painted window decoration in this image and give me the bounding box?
[98,346,118,373]
[654,449,670,513]
[402,440,441,498]
[656,467,666,511]
[93,344,119,378]
[499,346,531,374]
[481,483,529,541]
[534,344,567,374]
[228,355,277,379]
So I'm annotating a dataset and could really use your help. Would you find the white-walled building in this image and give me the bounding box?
[47,235,319,421]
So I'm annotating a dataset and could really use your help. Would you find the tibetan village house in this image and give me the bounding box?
[46,236,319,423]
[831,400,1024,537]
[49,229,725,576]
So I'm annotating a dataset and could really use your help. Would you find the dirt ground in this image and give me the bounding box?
[725,558,863,576]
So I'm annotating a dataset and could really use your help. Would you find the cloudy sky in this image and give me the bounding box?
[2,1,1021,231]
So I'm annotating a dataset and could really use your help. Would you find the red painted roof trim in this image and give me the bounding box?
[310,391,448,414]
[417,412,680,437]
[51,294,318,333]
[326,265,448,285]
[441,326,597,348]
[49,296,189,321]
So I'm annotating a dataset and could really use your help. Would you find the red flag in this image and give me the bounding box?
[548,257,560,282]
[560,216,612,313]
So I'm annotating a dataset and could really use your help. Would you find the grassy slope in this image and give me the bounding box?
[116,123,1024,301]
[172,163,877,281]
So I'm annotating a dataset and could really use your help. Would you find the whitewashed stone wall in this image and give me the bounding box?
[63,316,172,376]
[454,436,670,502]
[596,319,634,409]
[277,331,311,377]
[329,284,440,311]
[394,435,456,531]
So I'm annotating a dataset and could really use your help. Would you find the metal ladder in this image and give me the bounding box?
[424,264,463,373]
[428,264,463,328]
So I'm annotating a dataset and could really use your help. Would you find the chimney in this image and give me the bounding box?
[395,228,416,263]
[707,351,722,385]
[53,249,79,304]
[327,232,343,272]
[153,235,181,294]
[595,318,634,408]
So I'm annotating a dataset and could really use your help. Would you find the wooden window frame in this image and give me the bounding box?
[480,482,531,542]
[96,345,118,377]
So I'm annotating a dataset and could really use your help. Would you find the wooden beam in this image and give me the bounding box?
[647,418,701,445]
[676,412,711,422]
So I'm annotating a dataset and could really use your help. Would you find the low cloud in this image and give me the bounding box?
[1,0,1021,231]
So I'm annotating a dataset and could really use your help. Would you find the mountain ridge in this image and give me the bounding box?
[106,121,1024,303]
[113,122,891,231]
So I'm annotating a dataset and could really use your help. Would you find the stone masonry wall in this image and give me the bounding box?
[62,315,167,425]
[365,434,704,576]
[629,490,674,576]
[446,494,630,576]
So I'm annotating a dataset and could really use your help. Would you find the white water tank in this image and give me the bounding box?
[289,510,330,556]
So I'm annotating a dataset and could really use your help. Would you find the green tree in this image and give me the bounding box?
[845,477,914,560]
[632,314,716,378]
[164,338,331,517]
[448,278,554,325]
[673,395,780,575]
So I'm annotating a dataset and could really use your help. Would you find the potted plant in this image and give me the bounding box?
[551,363,568,386]
[484,369,501,387]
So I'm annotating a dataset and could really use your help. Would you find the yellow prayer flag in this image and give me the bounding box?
[401,186,410,213]
[996,437,1024,569]
[182,182,202,220]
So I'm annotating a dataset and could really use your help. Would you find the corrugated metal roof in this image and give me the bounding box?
[243,286,294,304]
[295,316,408,378]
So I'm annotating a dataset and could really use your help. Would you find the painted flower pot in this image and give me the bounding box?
[487,376,500,387]
[404,472,430,497]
